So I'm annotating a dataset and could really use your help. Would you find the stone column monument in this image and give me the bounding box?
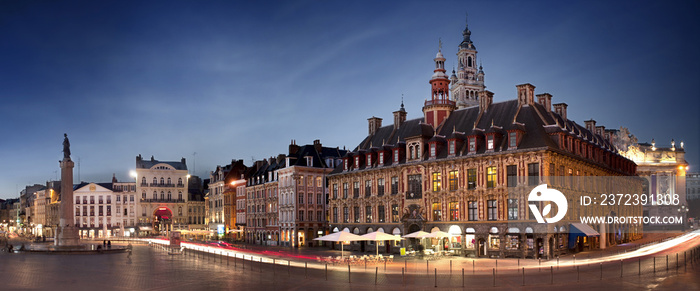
[56,133,80,246]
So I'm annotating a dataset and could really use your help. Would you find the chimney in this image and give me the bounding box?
[368,117,382,135]
[112,173,117,184]
[596,125,606,137]
[584,119,596,132]
[289,140,300,156]
[479,90,494,113]
[553,103,568,120]
[516,83,536,107]
[536,93,552,112]
[393,104,407,130]
[313,139,322,153]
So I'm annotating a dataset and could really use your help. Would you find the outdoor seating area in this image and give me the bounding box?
[317,254,394,265]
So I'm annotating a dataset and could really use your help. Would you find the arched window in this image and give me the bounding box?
[167,191,172,200]
[160,191,165,200]
[468,56,472,67]
[178,178,183,186]
[178,191,183,201]
[141,177,146,185]
[167,178,171,185]
[178,207,182,216]
[160,177,164,185]
[153,191,157,199]
[153,177,157,184]
[141,191,146,199]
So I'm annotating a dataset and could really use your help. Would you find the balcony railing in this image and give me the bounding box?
[140,198,185,203]
[424,99,456,106]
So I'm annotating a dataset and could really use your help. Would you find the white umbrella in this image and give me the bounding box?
[402,230,429,238]
[361,231,404,256]
[313,231,368,257]
[422,230,453,238]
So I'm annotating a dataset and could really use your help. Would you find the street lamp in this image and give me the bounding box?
[678,205,689,230]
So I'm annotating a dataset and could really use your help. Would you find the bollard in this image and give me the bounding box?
[348,265,351,283]
[573,255,576,267]
[654,257,656,274]
[492,268,495,287]
[557,257,559,270]
[638,258,641,276]
[288,261,290,276]
[305,262,308,278]
[577,266,580,282]
[434,268,437,287]
[325,264,328,281]
[462,268,465,287]
[402,267,405,286]
[600,263,603,280]
[405,259,407,273]
[375,267,378,285]
[365,260,367,270]
[522,267,525,286]
[550,266,553,285]
[450,260,452,274]
[620,260,623,278]
[427,260,429,274]
[666,255,668,271]
[473,260,475,274]
[496,259,498,271]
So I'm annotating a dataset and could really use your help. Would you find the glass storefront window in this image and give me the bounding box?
[505,234,520,250]
[527,237,534,250]
[466,234,475,249]
[488,235,500,249]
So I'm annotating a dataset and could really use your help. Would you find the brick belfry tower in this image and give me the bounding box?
[56,133,80,246]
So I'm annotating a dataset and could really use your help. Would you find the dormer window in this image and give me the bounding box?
[343,158,349,171]
[509,132,517,148]
[379,152,384,165]
[469,137,476,153]
[393,149,399,163]
[306,156,313,166]
[354,156,360,168]
[487,135,494,150]
[430,143,436,158]
[448,140,456,156]
[366,154,372,167]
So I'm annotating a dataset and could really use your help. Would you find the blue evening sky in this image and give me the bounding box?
[1,0,698,199]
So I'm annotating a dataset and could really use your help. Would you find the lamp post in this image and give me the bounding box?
[678,205,689,230]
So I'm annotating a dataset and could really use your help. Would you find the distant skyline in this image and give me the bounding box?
[1,1,698,199]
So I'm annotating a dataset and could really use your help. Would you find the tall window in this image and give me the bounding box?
[393,149,399,163]
[167,191,172,200]
[467,169,477,189]
[353,207,360,223]
[299,211,304,221]
[508,199,518,220]
[468,201,478,221]
[448,140,456,155]
[333,207,338,223]
[333,184,338,199]
[378,205,385,223]
[487,200,497,221]
[487,135,494,150]
[448,170,458,191]
[407,174,422,199]
[343,183,348,199]
[528,163,540,186]
[429,143,436,157]
[486,167,497,188]
[432,202,441,221]
[377,178,385,196]
[365,206,372,223]
[507,165,517,187]
[317,193,322,205]
[308,194,313,204]
[509,132,517,148]
[353,182,360,198]
[449,201,459,221]
[343,207,349,223]
[391,204,399,222]
[432,172,441,192]
[391,176,399,195]
[298,194,304,204]
[469,137,476,152]
[365,180,372,197]
[379,152,384,165]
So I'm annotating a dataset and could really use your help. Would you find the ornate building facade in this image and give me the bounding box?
[328,22,641,259]
[134,155,189,235]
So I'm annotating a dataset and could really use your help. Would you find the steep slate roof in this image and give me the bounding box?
[288,144,348,168]
[332,97,621,174]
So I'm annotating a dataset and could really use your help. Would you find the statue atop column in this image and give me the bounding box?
[63,133,71,159]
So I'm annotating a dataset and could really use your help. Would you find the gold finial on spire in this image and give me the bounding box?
[439,38,442,51]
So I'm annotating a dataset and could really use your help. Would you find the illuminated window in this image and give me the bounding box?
[365,206,372,223]
[432,172,441,192]
[449,170,458,191]
[487,135,494,150]
[467,169,476,189]
[391,204,399,222]
[486,167,497,188]
[508,199,518,220]
[378,205,385,223]
[432,202,442,221]
[449,201,459,221]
